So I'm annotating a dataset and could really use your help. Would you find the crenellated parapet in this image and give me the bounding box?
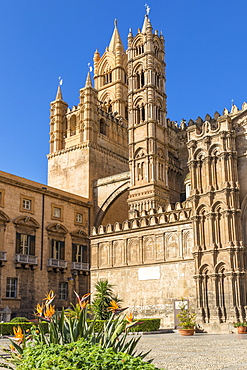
[91,200,192,236]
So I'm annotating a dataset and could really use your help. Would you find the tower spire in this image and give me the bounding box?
[109,19,124,52]
[85,71,92,87]
[142,4,152,33]
[56,77,63,100]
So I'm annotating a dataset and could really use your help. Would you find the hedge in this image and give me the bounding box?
[10,317,30,323]
[0,322,48,336]
[0,318,160,336]
[91,318,160,333]
[17,338,159,370]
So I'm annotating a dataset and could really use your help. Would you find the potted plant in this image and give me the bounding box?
[234,322,247,334]
[177,299,196,336]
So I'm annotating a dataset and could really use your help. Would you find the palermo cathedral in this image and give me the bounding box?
[1,12,247,332]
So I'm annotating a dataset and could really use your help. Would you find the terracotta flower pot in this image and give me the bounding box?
[179,328,195,336]
[237,326,247,334]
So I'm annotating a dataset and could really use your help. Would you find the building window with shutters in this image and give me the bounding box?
[51,204,63,221]
[0,189,5,207]
[51,239,65,260]
[72,244,87,263]
[59,282,68,300]
[16,233,35,255]
[75,212,83,225]
[6,277,18,298]
[20,195,34,213]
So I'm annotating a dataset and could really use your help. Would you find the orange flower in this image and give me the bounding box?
[74,291,91,309]
[126,313,133,323]
[9,344,15,351]
[44,304,55,319]
[108,300,119,312]
[43,290,55,304]
[35,303,44,316]
[13,326,24,343]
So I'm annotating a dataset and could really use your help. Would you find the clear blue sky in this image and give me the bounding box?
[1,0,247,185]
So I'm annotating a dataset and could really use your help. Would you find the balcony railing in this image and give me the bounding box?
[71,262,89,271]
[15,254,38,265]
[47,258,67,269]
[0,251,7,261]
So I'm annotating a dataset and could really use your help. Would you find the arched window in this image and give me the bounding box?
[136,43,144,55]
[141,71,145,87]
[156,106,161,122]
[136,107,140,124]
[141,105,145,121]
[104,71,112,85]
[154,44,159,57]
[216,264,227,322]
[70,115,76,136]
[125,106,128,119]
[100,119,106,135]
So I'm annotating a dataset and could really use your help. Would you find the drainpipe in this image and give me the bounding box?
[40,188,46,270]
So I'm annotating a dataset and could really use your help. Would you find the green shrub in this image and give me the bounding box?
[128,319,160,332]
[17,338,159,370]
[0,322,48,336]
[10,317,30,323]
[90,318,160,333]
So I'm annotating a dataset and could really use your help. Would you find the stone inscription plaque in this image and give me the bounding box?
[138,266,160,280]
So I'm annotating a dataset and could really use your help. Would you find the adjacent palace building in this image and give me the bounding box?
[1,12,247,331]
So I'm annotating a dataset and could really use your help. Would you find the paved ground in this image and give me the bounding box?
[137,332,247,370]
[1,332,247,369]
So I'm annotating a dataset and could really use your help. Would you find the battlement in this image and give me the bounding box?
[91,200,192,236]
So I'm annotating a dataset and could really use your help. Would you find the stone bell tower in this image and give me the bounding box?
[127,13,169,212]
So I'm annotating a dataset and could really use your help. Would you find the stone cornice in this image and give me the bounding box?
[0,172,90,207]
[47,142,128,164]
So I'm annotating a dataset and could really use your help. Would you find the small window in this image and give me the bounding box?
[20,195,34,213]
[75,213,83,224]
[72,244,87,263]
[53,207,61,218]
[0,190,4,207]
[51,239,65,260]
[51,204,63,220]
[23,199,31,210]
[100,119,106,135]
[59,282,68,300]
[6,278,18,298]
[16,233,35,255]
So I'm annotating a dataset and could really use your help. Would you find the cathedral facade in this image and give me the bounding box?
[4,13,245,330]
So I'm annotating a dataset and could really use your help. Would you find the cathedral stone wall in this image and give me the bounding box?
[91,202,196,327]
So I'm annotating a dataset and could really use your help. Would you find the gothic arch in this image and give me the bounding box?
[98,56,114,76]
[133,95,145,107]
[134,147,146,158]
[212,201,226,212]
[208,144,222,156]
[100,91,114,104]
[199,263,213,275]
[193,148,206,161]
[196,204,209,215]
[215,261,229,273]
[133,36,145,55]
[94,181,130,227]
[133,62,145,74]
